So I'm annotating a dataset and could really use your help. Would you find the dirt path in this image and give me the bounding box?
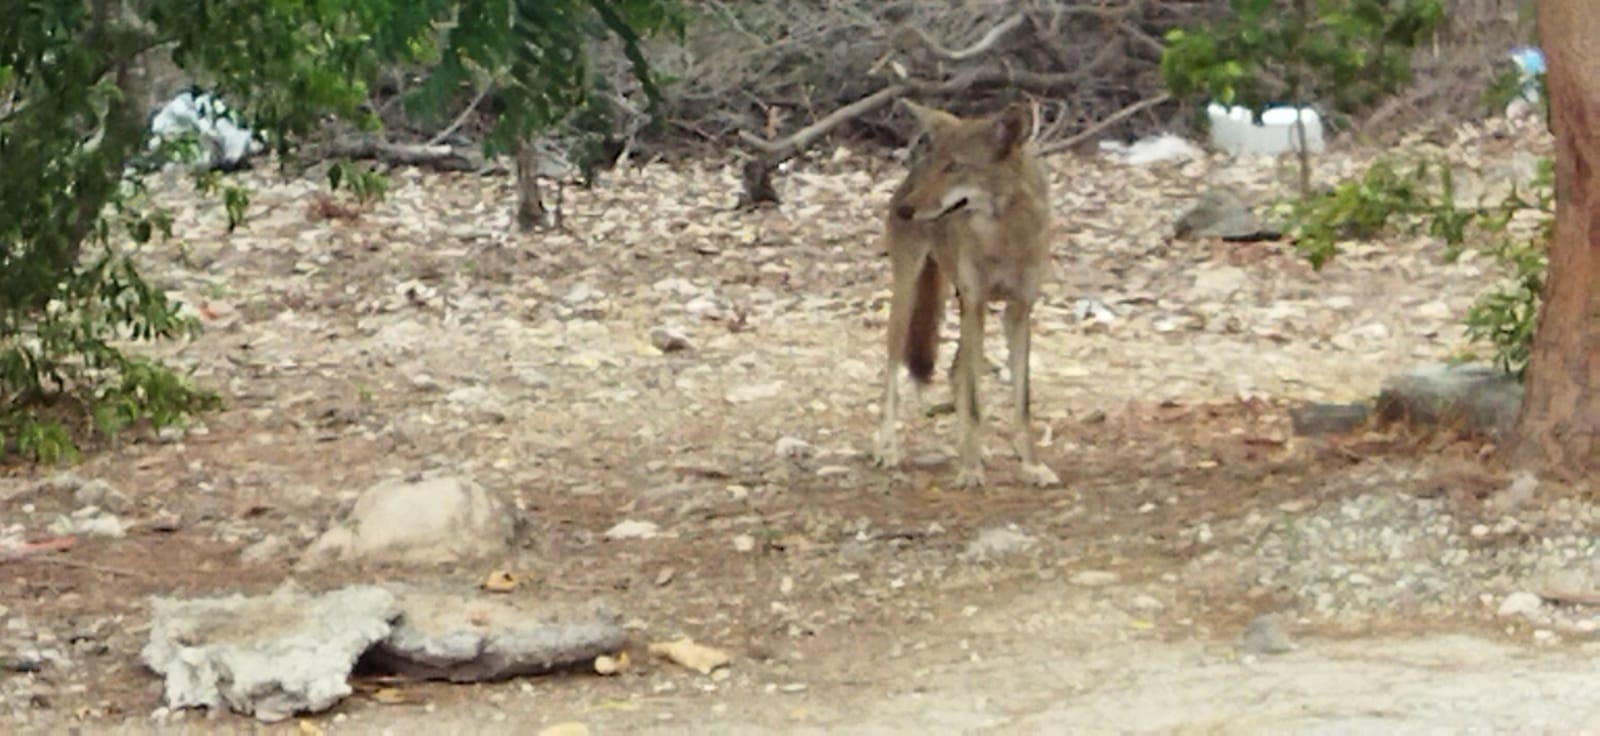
[4,120,1596,734]
[80,595,1600,735]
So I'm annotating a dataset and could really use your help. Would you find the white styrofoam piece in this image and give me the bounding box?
[1206,103,1325,157]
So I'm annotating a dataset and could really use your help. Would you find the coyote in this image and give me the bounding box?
[872,100,1059,489]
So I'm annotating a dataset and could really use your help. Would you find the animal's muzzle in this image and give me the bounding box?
[936,197,969,218]
[893,198,968,222]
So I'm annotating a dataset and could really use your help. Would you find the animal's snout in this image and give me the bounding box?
[892,203,917,221]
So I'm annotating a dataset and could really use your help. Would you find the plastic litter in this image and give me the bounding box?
[145,91,262,172]
[1504,46,1545,120]
[1098,133,1204,166]
[1206,103,1325,157]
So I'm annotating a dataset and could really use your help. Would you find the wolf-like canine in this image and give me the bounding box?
[872,100,1059,489]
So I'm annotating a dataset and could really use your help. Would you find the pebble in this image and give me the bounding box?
[604,520,660,540]
[774,437,815,459]
[1239,614,1295,655]
[649,326,692,353]
[725,382,783,403]
[1497,591,1543,618]
[1069,570,1120,587]
[1129,594,1165,611]
[962,527,1037,561]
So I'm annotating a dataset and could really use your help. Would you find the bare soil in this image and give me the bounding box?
[3,119,1596,734]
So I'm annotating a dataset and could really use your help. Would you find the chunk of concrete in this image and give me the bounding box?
[1375,363,1522,438]
[362,587,626,683]
[1290,402,1372,436]
[301,473,519,567]
[141,584,399,723]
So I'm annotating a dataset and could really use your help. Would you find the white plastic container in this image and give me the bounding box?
[1206,103,1325,157]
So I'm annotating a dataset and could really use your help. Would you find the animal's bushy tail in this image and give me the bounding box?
[904,256,944,384]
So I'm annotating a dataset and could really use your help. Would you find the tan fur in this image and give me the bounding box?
[872,100,1059,489]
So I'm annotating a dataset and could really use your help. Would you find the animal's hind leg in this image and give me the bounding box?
[1004,299,1058,487]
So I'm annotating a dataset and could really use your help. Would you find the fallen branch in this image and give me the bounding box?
[425,85,493,146]
[0,535,76,560]
[1038,92,1173,155]
[321,135,488,172]
[907,13,1028,61]
[736,64,1075,164]
[739,84,906,161]
[903,66,1104,96]
[1538,590,1600,607]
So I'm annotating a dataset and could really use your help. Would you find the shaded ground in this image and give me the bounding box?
[3,118,1597,734]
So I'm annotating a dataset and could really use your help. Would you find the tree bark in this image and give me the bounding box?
[1511,0,1600,475]
[512,136,549,232]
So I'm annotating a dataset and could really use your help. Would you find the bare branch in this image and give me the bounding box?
[738,55,1133,166]
[1118,20,1167,57]
[322,135,487,172]
[739,85,906,160]
[426,85,492,146]
[1037,92,1172,155]
[907,13,1028,62]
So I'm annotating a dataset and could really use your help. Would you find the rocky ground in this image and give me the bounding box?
[2,117,1597,734]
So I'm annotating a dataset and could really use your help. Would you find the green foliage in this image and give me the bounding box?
[195,171,253,231]
[1285,156,1551,379]
[1287,159,1426,268]
[1161,0,1443,192]
[403,0,685,155]
[1460,159,1552,380]
[1481,62,1549,121]
[1162,0,1443,113]
[328,161,390,207]
[1,0,681,463]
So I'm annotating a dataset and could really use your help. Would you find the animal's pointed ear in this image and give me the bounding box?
[900,99,960,135]
[991,102,1032,155]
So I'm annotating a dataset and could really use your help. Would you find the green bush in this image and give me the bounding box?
[0,0,681,463]
[1284,155,1551,378]
[1160,0,1443,192]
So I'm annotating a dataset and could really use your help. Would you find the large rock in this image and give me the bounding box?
[301,473,519,567]
[141,585,399,723]
[362,587,625,682]
[1173,189,1281,241]
[1375,363,1523,438]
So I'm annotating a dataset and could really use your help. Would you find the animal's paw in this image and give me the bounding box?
[953,467,987,490]
[1019,462,1059,488]
[872,442,901,470]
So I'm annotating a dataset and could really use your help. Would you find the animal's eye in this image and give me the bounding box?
[942,160,961,174]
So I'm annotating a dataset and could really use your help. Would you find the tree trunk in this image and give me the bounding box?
[511,136,549,232]
[1510,0,1600,474]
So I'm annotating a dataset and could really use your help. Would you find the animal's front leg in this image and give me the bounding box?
[952,289,987,489]
[1004,299,1058,488]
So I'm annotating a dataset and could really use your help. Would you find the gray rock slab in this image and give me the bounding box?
[1290,402,1372,436]
[1376,363,1522,438]
[363,586,625,683]
[141,584,399,723]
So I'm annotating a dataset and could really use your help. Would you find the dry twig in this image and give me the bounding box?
[1038,93,1173,154]
[905,13,1029,61]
